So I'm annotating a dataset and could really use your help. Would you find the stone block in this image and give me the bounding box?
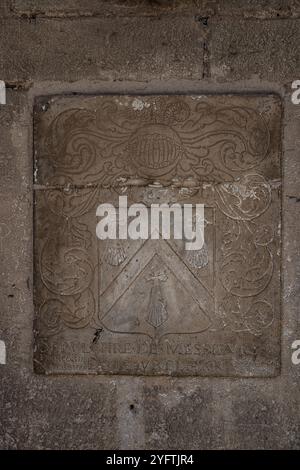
[33,94,282,377]
[0,17,204,82]
[11,0,216,17]
[0,90,31,194]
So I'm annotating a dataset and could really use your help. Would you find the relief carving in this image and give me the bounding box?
[37,96,273,186]
[34,95,281,377]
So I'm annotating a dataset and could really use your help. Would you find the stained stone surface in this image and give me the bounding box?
[33,94,282,377]
[0,17,204,82]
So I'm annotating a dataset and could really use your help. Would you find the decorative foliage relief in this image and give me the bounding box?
[37,96,272,185]
[33,95,281,376]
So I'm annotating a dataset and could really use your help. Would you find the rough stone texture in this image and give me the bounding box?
[210,19,300,83]
[0,1,11,17]
[34,94,281,185]
[11,0,216,17]
[143,383,224,449]
[0,372,118,449]
[284,99,300,198]
[0,91,31,373]
[0,0,299,451]
[0,17,204,82]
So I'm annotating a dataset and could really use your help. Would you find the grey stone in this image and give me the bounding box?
[0,17,204,82]
[215,0,300,18]
[0,4,300,450]
[0,371,118,449]
[11,0,216,18]
[34,94,282,185]
[10,0,300,19]
[229,387,300,449]
[143,384,224,449]
[0,91,32,372]
[0,197,32,371]
[283,98,300,198]
[33,94,282,377]
[0,1,11,17]
[280,97,300,383]
[210,19,300,83]
[0,90,31,195]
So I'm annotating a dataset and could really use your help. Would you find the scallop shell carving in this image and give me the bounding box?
[103,242,127,266]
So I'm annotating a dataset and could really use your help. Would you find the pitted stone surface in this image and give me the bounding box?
[33,94,282,376]
[211,19,300,83]
[0,17,203,82]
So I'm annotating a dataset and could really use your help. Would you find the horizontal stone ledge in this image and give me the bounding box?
[0,17,204,82]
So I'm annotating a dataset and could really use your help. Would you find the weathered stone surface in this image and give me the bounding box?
[10,0,300,19]
[281,97,300,383]
[34,94,281,185]
[0,91,30,194]
[228,387,300,449]
[33,94,282,377]
[282,195,300,383]
[141,379,300,449]
[0,94,119,451]
[215,0,300,18]
[0,371,118,449]
[11,0,215,17]
[0,18,204,82]
[0,1,11,17]
[0,3,299,450]
[143,384,224,449]
[211,19,300,83]
[283,99,300,198]
[0,91,32,373]
[0,197,32,371]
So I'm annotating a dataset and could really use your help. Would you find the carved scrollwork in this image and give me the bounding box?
[40,98,271,185]
[45,176,99,218]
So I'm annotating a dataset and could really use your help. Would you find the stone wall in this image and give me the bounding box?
[0,0,299,449]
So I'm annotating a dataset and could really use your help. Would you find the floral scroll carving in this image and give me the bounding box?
[34,95,281,376]
[38,97,271,186]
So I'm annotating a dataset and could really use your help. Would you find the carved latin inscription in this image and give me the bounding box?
[33,95,281,376]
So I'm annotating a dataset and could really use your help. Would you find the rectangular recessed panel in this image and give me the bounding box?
[33,94,282,376]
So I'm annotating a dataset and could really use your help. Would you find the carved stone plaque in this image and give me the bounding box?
[34,95,282,376]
